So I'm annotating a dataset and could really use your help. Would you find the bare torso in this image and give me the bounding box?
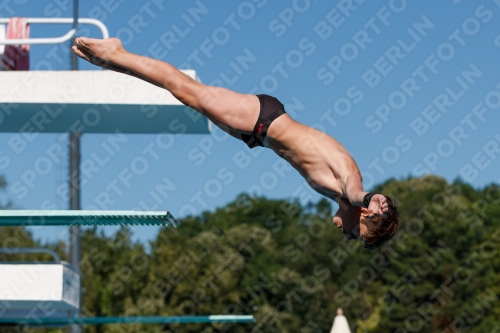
[266,114,362,201]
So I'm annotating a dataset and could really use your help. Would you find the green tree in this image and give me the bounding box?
[2,175,500,332]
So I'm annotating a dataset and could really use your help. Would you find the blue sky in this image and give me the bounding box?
[1,0,500,244]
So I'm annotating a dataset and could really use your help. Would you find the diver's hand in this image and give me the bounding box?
[367,194,388,217]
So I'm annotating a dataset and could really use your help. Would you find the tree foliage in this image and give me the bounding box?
[1,175,499,332]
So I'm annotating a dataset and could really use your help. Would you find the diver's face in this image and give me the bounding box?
[332,207,368,241]
[340,219,364,241]
[343,224,363,241]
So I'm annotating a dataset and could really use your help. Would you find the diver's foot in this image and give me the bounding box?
[72,37,125,67]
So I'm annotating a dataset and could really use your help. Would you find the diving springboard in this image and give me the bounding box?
[0,210,178,227]
[0,70,211,134]
[0,315,256,326]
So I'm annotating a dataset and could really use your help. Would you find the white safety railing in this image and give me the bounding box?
[0,0,108,45]
[0,0,77,45]
[0,18,109,45]
[0,248,61,263]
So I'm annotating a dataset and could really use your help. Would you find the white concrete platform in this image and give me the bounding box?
[0,264,80,311]
[0,70,210,134]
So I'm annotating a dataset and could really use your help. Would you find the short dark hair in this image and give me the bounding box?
[361,196,399,251]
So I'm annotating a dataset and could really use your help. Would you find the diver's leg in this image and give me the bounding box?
[73,37,259,133]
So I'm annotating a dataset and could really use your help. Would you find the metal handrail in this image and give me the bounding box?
[0,18,109,45]
[0,248,78,272]
[0,248,61,263]
[0,0,77,45]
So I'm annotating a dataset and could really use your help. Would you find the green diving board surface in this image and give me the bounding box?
[0,210,177,227]
[0,70,210,134]
[0,315,256,326]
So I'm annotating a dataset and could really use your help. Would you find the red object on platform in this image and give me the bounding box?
[1,17,30,71]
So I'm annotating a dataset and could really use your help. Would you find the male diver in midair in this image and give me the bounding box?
[73,37,399,250]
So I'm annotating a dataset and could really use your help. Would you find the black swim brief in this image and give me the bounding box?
[241,94,286,148]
